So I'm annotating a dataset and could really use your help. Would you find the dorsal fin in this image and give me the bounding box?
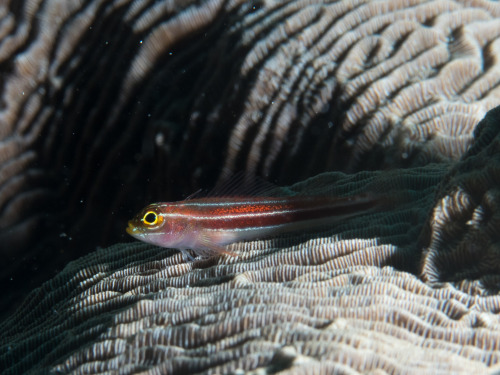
[184,188,203,200]
[184,172,290,200]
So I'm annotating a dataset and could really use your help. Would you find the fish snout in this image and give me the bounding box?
[126,221,138,235]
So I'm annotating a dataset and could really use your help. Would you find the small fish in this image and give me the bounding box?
[126,189,383,260]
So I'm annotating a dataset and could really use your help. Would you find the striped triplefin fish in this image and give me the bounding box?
[126,179,385,260]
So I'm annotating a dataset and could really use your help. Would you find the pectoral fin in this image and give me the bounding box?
[197,232,238,258]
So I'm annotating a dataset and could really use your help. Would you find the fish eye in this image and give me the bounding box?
[143,211,158,225]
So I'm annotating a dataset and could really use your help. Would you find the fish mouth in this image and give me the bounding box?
[126,221,138,236]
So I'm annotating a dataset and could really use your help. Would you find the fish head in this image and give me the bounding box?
[126,203,179,247]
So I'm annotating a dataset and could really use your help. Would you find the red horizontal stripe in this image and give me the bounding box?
[158,195,379,231]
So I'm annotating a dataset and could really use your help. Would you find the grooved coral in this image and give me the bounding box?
[2,1,500,312]
[2,0,500,373]
[2,103,500,372]
[421,105,500,286]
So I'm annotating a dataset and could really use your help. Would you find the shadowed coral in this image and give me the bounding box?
[2,0,500,367]
[3,103,500,373]
[2,1,500,299]
[421,105,500,286]
[0,0,248,316]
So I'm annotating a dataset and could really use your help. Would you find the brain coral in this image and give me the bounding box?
[2,106,500,373]
[421,105,500,286]
[2,0,500,372]
[2,0,500,314]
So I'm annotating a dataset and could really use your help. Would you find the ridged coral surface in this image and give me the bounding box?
[2,0,500,316]
[2,105,500,373]
[2,0,500,373]
[421,106,500,286]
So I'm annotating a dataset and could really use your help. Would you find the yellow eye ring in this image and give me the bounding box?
[143,211,159,225]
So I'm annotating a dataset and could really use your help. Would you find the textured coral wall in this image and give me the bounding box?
[1,0,500,373]
[2,106,500,372]
[2,1,500,299]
